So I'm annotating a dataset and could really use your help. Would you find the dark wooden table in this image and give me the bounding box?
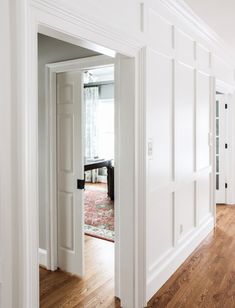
[85,159,112,172]
[84,159,114,200]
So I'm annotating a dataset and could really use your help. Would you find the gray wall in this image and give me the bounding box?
[38,34,98,249]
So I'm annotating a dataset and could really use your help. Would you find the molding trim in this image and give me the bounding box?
[16,2,145,305]
[39,249,47,268]
[135,47,147,306]
[158,0,235,66]
[46,55,114,72]
[147,215,214,301]
[215,80,235,205]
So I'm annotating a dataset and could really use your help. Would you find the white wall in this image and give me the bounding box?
[38,34,98,249]
[4,0,235,307]
[144,1,235,301]
[0,1,12,307]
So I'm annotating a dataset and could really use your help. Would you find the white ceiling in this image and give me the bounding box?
[183,0,235,52]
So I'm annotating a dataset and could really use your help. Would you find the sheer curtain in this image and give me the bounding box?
[84,86,99,159]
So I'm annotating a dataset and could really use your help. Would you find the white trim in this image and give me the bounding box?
[114,54,138,306]
[45,55,115,72]
[14,1,146,303]
[215,80,235,205]
[216,79,235,94]
[135,47,147,306]
[38,249,47,268]
[45,56,115,271]
[158,0,235,65]
[210,77,216,225]
[31,0,144,56]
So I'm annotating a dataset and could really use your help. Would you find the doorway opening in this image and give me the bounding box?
[215,91,228,205]
[214,80,235,213]
[38,34,118,306]
[84,66,115,242]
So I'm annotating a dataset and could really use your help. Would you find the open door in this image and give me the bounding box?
[57,70,84,276]
[215,94,227,204]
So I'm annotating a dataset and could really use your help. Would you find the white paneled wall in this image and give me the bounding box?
[213,55,234,84]
[196,72,210,170]
[146,8,215,300]
[5,0,235,307]
[175,62,194,180]
[0,0,12,307]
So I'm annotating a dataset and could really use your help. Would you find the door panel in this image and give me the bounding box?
[59,192,74,250]
[57,71,84,276]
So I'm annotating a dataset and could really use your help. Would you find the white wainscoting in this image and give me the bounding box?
[145,7,215,301]
[147,215,214,299]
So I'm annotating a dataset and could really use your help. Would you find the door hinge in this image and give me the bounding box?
[77,179,85,190]
[225,103,228,109]
[225,143,228,149]
[225,183,228,189]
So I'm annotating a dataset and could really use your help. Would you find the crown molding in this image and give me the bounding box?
[158,0,235,66]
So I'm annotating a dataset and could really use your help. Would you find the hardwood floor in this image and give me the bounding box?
[148,205,235,308]
[40,235,120,307]
[41,206,235,307]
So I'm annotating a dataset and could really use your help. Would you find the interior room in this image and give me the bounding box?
[83,66,115,242]
[38,33,97,256]
[38,34,116,307]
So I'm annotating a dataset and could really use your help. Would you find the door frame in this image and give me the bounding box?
[45,55,115,271]
[215,79,235,205]
[16,3,146,307]
[215,93,227,204]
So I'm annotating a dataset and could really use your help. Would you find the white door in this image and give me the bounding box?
[215,94,227,204]
[57,71,84,276]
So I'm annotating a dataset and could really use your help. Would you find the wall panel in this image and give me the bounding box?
[175,182,195,239]
[197,173,211,224]
[197,44,211,72]
[148,9,173,56]
[147,49,172,190]
[147,191,173,268]
[175,29,195,66]
[146,48,174,269]
[213,55,234,83]
[175,62,194,180]
[196,72,210,170]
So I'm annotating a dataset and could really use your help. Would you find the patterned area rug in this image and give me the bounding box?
[84,187,114,242]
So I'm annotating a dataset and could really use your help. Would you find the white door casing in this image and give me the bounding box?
[45,55,139,307]
[14,2,144,305]
[57,71,84,276]
[215,94,227,204]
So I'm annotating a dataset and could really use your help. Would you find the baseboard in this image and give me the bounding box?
[147,215,214,301]
[39,248,47,268]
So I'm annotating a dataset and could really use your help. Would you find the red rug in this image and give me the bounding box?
[84,188,114,241]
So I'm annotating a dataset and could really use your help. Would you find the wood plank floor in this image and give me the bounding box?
[41,205,235,307]
[148,205,235,308]
[40,235,120,307]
